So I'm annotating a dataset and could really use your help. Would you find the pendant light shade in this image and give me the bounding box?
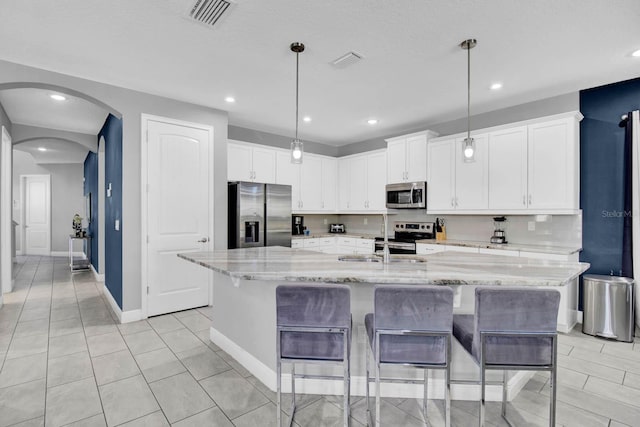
[290,42,305,164]
[460,38,477,162]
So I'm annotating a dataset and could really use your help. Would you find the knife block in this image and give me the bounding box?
[436,226,446,241]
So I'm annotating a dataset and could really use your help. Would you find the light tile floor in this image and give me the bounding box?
[1,256,639,426]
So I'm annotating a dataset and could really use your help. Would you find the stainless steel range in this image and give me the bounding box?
[375,221,435,254]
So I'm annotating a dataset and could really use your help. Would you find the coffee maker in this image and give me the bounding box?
[490,216,508,244]
[292,215,304,235]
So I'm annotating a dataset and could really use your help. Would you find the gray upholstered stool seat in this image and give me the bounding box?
[365,285,453,427]
[451,287,560,427]
[276,284,352,427]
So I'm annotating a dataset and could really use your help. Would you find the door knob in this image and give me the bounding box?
[197,237,209,243]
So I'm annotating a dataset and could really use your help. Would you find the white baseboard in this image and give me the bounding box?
[209,326,532,401]
[91,264,105,282]
[102,283,142,324]
[51,251,85,257]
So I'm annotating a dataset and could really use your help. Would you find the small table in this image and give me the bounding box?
[69,234,91,272]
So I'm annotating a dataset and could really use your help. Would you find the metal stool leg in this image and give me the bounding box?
[423,369,428,421]
[480,358,486,427]
[277,358,281,427]
[375,347,381,427]
[444,364,451,427]
[502,370,508,418]
[291,363,296,417]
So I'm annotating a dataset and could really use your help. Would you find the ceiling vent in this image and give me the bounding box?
[331,51,363,69]
[186,0,235,29]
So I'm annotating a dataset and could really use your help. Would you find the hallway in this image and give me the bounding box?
[1,257,640,426]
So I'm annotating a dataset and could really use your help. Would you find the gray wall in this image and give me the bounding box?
[228,125,339,157]
[12,150,84,253]
[337,92,580,156]
[0,59,229,312]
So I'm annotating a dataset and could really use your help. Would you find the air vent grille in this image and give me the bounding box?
[187,0,234,28]
[331,51,363,68]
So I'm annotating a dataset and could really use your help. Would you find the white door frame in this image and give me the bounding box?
[20,174,51,256]
[1,126,12,296]
[140,114,214,319]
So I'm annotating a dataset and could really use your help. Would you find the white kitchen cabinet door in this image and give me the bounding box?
[479,248,519,257]
[527,119,578,210]
[321,157,337,211]
[300,155,323,211]
[455,134,488,210]
[349,156,368,210]
[275,151,301,211]
[427,139,455,211]
[338,158,351,211]
[366,151,387,210]
[444,245,479,253]
[386,139,407,184]
[227,143,252,181]
[251,146,277,183]
[405,134,428,182]
[416,243,446,255]
[488,127,528,210]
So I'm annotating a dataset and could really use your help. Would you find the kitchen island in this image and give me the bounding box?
[178,247,589,401]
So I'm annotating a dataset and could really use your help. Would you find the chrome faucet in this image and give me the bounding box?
[382,213,390,264]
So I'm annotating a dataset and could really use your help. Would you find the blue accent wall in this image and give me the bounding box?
[83,151,98,271]
[99,114,123,309]
[580,77,640,285]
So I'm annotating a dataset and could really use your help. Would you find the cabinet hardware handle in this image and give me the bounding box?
[528,194,532,205]
[523,195,526,206]
[451,198,454,207]
[197,237,209,243]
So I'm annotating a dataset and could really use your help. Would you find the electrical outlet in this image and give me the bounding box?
[364,217,368,225]
[528,221,535,231]
[323,218,328,225]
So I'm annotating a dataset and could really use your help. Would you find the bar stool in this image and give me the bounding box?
[452,287,560,427]
[275,284,352,427]
[365,285,453,427]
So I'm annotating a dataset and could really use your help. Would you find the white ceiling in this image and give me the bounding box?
[14,138,90,164]
[0,88,109,135]
[0,0,639,146]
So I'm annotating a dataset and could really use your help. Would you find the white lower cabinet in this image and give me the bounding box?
[416,244,446,255]
[291,240,303,249]
[444,245,479,254]
[478,248,519,257]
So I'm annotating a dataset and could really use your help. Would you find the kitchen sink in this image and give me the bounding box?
[388,256,427,264]
[338,255,382,263]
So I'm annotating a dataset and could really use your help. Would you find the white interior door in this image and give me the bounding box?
[23,175,51,256]
[1,127,12,295]
[145,117,213,317]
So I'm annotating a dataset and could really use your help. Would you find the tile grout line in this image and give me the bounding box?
[74,273,108,426]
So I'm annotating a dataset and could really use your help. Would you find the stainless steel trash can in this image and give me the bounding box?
[582,274,635,342]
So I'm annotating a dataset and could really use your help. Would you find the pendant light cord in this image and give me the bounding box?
[467,44,471,140]
[295,51,299,141]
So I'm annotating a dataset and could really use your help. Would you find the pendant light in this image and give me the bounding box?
[460,38,477,162]
[290,42,305,164]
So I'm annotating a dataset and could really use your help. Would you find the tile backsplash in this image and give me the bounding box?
[300,211,582,248]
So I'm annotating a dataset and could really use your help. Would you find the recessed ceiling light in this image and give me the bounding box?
[224,96,235,103]
[303,116,311,123]
[37,147,47,152]
[367,119,378,125]
[632,49,640,57]
[490,82,503,90]
[50,94,66,101]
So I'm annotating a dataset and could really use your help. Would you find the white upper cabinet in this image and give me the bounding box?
[341,150,387,212]
[428,112,582,214]
[299,155,323,211]
[527,118,579,210]
[427,139,455,210]
[321,157,337,211]
[454,133,488,210]
[228,141,276,183]
[488,126,528,210]
[427,135,488,211]
[275,151,300,211]
[386,131,437,184]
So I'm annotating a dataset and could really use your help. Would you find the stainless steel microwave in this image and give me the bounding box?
[385,182,427,209]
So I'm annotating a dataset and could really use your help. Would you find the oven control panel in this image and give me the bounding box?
[394,221,434,234]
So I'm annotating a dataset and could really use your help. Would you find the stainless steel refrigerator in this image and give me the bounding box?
[228,182,292,249]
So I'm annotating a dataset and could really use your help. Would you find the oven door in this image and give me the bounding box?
[385,182,426,209]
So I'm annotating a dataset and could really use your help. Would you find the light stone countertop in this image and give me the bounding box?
[414,239,581,255]
[292,233,378,240]
[178,246,589,287]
